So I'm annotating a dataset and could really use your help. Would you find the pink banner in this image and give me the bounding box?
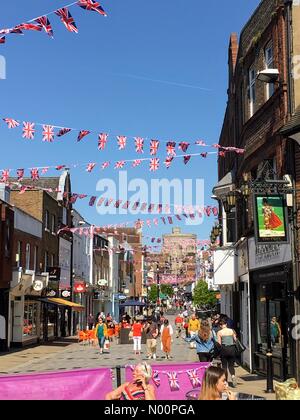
[125,362,210,400]
[0,367,112,400]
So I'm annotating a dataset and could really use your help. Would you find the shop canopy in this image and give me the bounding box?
[39,297,84,311]
[119,300,146,308]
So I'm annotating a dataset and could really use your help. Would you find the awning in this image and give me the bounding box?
[119,300,146,308]
[212,171,235,198]
[39,297,84,311]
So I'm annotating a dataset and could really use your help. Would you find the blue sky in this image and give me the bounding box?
[0,0,260,245]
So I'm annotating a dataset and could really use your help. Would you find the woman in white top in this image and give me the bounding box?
[217,319,237,387]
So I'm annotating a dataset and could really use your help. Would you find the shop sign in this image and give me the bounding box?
[46,289,58,297]
[237,240,248,277]
[248,237,291,270]
[47,267,61,282]
[74,282,86,293]
[61,290,71,298]
[33,280,44,292]
[253,194,289,244]
[97,279,108,287]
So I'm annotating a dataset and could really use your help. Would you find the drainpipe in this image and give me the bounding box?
[284,0,294,116]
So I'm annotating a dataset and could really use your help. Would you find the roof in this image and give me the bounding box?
[10,177,61,200]
[212,171,235,197]
[280,106,300,135]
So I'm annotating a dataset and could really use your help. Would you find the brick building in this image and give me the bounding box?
[213,0,300,380]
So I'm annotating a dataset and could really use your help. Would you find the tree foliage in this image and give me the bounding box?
[192,280,217,307]
[148,284,174,302]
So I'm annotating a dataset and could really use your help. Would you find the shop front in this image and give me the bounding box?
[248,237,295,380]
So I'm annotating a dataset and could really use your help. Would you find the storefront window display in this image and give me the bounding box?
[23,300,37,337]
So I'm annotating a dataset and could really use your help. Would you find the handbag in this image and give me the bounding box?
[235,338,246,355]
[104,339,110,350]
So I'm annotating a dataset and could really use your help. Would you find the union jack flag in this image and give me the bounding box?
[150,158,159,171]
[101,161,110,170]
[1,169,10,183]
[30,168,39,181]
[200,152,207,158]
[17,169,24,181]
[86,162,96,172]
[117,135,127,150]
[77,0,107,16]
[41,167,49,174]
[3,118,20,128]
[115,161,126,169]
[165,204,171,213]
[132,159,142,168]
[218,151,226,157]
[89,196,97,206]
[157,204,163,213]
[184,155,191,165]
[77,130,90,142]
[15,23,42,32]
[161,217,166,225]
[167,372,180,391]
[204,206,212,216]
[22,122,35,140]
[167,216,173,224]
[114,200,122,208]
[151,370,160,387]
[42,125,54,142]
[134,137,144,153]
[179,142,190,152]
[135,219,144,229]
[56,165,66,171]
[212,206,219,216]
[0,36,5,44]
[98,133,108,150]
[35,16,53,37]
[0,28,10,35]
[195,139,206,146]
[19,186,28,194]
[148,204,155,213]
[78,194,88,199]
[122,200,130,209]
[166,141,176,156]
[140,202,147,211]
[213,143,221,149]
[55,8,78,33]
[164,156,173,169]
[150,140,159,155]
[146,219,151,227]
[132,201,140,210]
[97,197,105,206]
[69,194,79,204]
[57,128,71,137]
[175,214,182,221]
[187,369,201,388]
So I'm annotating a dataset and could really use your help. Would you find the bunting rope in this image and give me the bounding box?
[0,1,107,44]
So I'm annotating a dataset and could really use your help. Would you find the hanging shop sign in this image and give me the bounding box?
[74,282,86,293]
[61,290,71,299]
[97,279,108,287]
[253,194,289,244]
[248,237,291,270]
[47,267,61,282]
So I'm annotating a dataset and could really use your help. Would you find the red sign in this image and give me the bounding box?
[74,282,86,293]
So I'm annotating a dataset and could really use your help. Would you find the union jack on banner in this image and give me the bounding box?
[157,204,163,213]
[150,158,159,171]
[22,122,35,140]
[187,369,201,388]
[161,217,166,225]
[122,200,130,209]
[42,125,55,142]
[150,140,159,155]
[167,372,180,391]
[31,168,39,181]
[78,194,88,199]
[89,196,97,206]
[0,36,5,44]
[77,130,90,142]
[55,8,78,33]
[213,143,221,149]
[3,118,20,128]
[164,156,173,169]
[140,202,147,211]
[146,219,151,227]
[117,135,127,150]
[15,23,42,32]
[86,163,96,172]
[77,0,107,16]
[17,169,24,181]
[200,152,208,158]
[184,155,191,165]
[219,151,226,157]
[56,165,66,171]
[132,159,142,168]
[57,128,71,137]
[204,206,212,216]
[35,16,53,37]
[101,161,110,170]
[148,204,155,213]
[97,197,105,206]
[166,141,176,156]
[175,214,182,221]
[98,133,108,150]
[132,201,140,210]
[195,140,206,146]
[178,142,190,152]
[167,216,173,224]
[134,137,144,154]
[115,161,126,169]
[41,167,49,174]
[212,206,219,216]
[1,170,10,183]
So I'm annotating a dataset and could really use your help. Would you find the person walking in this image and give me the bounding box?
[175,313,184,338]
[95,318,108,354]
[188,314,201,348]
[143,319,158,360]
[185,320,215,362]
[132,319,143,355]
[160,319,173,359]
[87,313,94,330]
[217,319,237,387]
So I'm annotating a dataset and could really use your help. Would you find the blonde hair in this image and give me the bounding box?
[135,363,152,382]
[199,367,225,400]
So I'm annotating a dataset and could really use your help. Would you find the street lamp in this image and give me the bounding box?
[156,267,160,307]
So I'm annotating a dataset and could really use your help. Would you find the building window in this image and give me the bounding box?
[16,241,22,268]
[248,65,256,118]
[265,43,275,100]
[51,215,56,234]
[23,299,38,337]
[25,243,31,270]
[34,246,38,272]
[44,251,49,271]
[45,210,50,231]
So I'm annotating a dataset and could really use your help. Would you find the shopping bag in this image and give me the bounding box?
[104,339,110,351]
[275,379,300,400]
[235,338,246,355]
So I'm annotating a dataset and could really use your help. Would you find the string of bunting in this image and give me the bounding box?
[128,364,207,391]
[0,1,107,45]
[2,117,244,157]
